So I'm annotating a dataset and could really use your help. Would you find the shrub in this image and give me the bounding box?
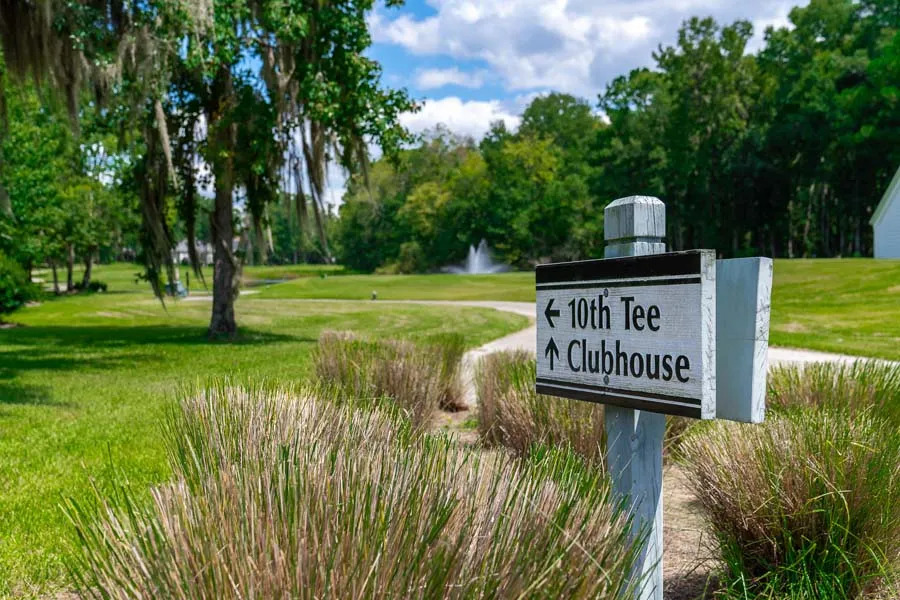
[73,280,108,293]
[65,383,643,599]
[475,350,606,462]
[681,409,900,599]
[476,351,691,461]
[314,331,464,429]
[423,332,467,411]
[0,251,38,319]
[768,361,900,425]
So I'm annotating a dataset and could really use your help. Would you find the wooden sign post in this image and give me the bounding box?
[535,196,773,599]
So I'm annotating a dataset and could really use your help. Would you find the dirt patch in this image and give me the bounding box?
[434,405,480,446]
[0,321,23,329]
[663,464,719,599]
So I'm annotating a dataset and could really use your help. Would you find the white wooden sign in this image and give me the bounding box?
[535,250,717,419]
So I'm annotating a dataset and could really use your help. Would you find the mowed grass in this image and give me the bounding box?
[29,262,346,294]
[0,265,526,598]
[256,271,536,301]
[768,258,900,360]
[257,259,900,360]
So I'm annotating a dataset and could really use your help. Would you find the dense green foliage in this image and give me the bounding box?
[0,77,135,291]
[338,0,899,272]
[597,2,899,258]
[0,251,38,317]
[337,105,602,272]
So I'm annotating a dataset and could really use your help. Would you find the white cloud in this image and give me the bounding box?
[372,0,804,96]
[415,67,487,90]
[400,96,520,140]
[747,8,795,53]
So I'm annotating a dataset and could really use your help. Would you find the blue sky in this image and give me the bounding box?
[365,0,807,140]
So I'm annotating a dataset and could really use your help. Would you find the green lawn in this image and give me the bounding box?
[255,271,536,301]
[0,266,526,598]
[256,259,900,360]
[31,263,347,294]
[768,258,900,360]
[3,257,897,595]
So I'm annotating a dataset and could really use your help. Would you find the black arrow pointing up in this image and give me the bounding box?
[545,337,560,370]
[544,298,560,327]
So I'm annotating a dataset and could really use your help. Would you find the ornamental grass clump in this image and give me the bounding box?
[680,408,900,599]
[425,332,467,411]
[314,331,465,428]
[768,360,900,424]
[476,351,690,461]
[476,350,605,462]
[65,383,643,599]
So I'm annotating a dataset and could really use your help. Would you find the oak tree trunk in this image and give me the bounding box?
[207,65,239,339]
[208,183,237,338]
[81,247,95,288]
[50,261,60,295]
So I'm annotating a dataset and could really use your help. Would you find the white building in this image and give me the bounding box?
[174,240,214,265]
[871,165,900,258]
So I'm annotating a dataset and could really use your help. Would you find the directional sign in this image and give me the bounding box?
[544,298,560,327]
[535,250,716,419]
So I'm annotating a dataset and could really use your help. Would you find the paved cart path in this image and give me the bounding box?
[385,300,870,411]
[368,299,870,364]
[248,298,880,408]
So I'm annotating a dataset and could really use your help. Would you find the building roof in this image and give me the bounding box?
[871,165,900,226]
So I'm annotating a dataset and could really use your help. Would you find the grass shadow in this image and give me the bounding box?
[0,346,163,377]
[0,325,315,381]
[1,325,308,350]
[664,571,719,600]
[0,382,64,407]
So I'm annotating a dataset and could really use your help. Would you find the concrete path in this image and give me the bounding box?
[438,300,865,367]
[188,296,871,367]
[182,290,259,301]
[437,299,877,408]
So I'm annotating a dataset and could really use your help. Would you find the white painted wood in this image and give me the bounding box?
[605,241,666,258]
[535,266,716,418]
[871,165,900,258]
[716,258,773,423]
[604,196,667,243]
[604,196,665,600]
[605,404,664,600]
[699,251,717,419]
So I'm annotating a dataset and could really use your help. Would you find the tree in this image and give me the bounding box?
[0,79,71,277]
[519,93,600,174]
[0,1,413,338]
[0,69,136,291]
[0,250,38,321]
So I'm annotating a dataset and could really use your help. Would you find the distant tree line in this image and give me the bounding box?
[337,0,900,272]
[0,80,137,292]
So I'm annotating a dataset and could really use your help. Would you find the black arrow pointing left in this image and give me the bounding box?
[544,298,560,327]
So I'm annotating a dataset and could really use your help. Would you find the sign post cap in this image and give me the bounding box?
[604,196,666,242]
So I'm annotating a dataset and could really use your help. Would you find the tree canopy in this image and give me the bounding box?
[0,0,414,336]
[0,0,897,305]
[337,0,899,272]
